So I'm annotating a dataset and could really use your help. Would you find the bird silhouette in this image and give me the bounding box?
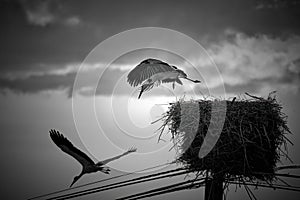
[49,129,137,187]
[127,58,201,99]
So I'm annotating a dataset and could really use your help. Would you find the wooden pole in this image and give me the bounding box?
[204,173,224,200]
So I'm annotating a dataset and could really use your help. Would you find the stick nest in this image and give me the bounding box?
[159,93,291,182]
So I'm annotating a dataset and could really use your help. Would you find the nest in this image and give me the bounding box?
[159,93,291,182]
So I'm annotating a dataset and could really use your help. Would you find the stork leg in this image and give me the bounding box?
[101,167,110,174]
[184,77,201,83]
[172,82,175,89]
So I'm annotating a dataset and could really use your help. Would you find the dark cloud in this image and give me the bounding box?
[20,0,81,27]
[196,31,300,94]
[1,0,300,71]
[1,31,300,97]
[20,0,61,26]
[0,67,128,97]
[1,0,300,96]
[221,76,299,95]
[0,1,98,73]
[0,72,75,95]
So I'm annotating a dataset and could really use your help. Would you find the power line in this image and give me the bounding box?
[28,161,175,200]
[116,177,206,200]
[227,181,300,193]
[117,172,300,200]
[121,181,205,200]
[117,176,300,200]
[47,167,189,200]
[28,162,300,200]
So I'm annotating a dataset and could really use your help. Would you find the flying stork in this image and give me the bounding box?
[49,129,137,187]
[127,58,201,99]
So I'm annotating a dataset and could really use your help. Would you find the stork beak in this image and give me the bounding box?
[70,178,77,188]
[70,175,81,188]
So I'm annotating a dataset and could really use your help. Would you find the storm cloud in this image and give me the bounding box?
[1,0,300,97]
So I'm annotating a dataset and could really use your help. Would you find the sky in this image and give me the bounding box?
[0,0,300,199]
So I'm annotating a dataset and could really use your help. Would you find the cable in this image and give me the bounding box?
[125,182,205,200]
[28,161,175,200]
[117,173,300,200]
[227,181,300,192]
[275,165,300,171]
[47,167,189,200]
[116,177,206,200]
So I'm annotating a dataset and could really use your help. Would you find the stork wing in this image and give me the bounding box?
[127,58,175,87]
[97,147,137,165]
[50,129,95,167]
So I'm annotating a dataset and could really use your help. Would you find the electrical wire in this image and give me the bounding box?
[47,167,189,200]
[28,161,176,200]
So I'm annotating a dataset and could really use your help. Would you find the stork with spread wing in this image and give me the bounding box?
[50,129,137,187]
[127,58,201,99]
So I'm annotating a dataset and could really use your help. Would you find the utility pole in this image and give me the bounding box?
[204,173,224,200]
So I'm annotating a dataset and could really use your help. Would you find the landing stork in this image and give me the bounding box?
[127,58,201,99]
[50,129,137,187]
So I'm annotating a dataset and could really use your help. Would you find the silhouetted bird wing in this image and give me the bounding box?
[97,147,137,165]
[50,129,95,167]
[127,58,176,87]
